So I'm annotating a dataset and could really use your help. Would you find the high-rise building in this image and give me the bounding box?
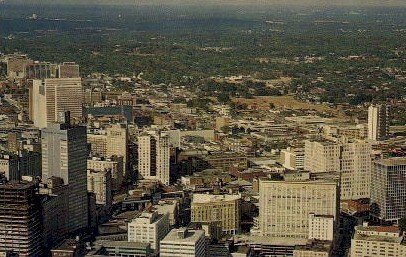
[0,181,44,257]
[160,228,206,257]
[350,223,406,257]
[25,61,58,79]
[257,175,339,239]
[87,169,112,207]
[41,116,88,233]
[371,157,406,223]
[58,62,80,78]
[138,131,170,185]
[127,210,170,252]
[368,104,390,141]
[6,54,32,79]
[106,124,128,171]
[30,78,83,128]
[304,139,372,200]
[191,193,241,235]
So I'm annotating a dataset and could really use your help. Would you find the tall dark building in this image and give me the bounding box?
[0,181,44,257]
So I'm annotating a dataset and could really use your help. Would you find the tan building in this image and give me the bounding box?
[368,104,390,141]
[191,193,241,235]
[350,223,406,257]
[30,78,83,128]
[257,176,339,239]
[305,139,372,200]
[87,169,112,206]
[87,156,123,190]
[280,147,305,170]
[138,131,170,185]
[87,124,128,173]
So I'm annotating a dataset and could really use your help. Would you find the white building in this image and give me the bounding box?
[160,228,206,257]
[257,176,339,239]
[368,104,390,141]
[371,157,406,223]
[304,139,372,200]
[280,147,305,170]
[350,223,406,257]
[127,210,170,251]
[30,78,83,128]
[138,131,170,185]
[87,156,124,190]
[308,213,335,241]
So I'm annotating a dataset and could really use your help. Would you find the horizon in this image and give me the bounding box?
[5,0,406,7]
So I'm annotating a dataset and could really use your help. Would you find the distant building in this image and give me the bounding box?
[280,147,305,170]
[0,182,44,256]
[6,54,32,79]
[87,156,124,190]
[86,240,153,257]
[127,210,170,251]
[58,62,80,78]
[256,176,339,239]
[138,131,170,185]
[350,223,406,257]
[368,104,390,141]
[30,78,83,128]
[191,193,241,235]
[371,157,406,223]
[304,139,372,200]
[160,228,206,257]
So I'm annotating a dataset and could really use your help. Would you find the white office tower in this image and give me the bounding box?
[280,147,305,170]
[160,228,206,257]
[368,104,390,141]
[30,78,83,128]
[371,157,406,223]
[41,114,88,233]
[257,176,339,239]
[350,223,406,257]
[127,210,170,252]
[138,131,170,185]
[304,139,372,200]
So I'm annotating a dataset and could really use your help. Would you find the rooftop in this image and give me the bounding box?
[375,157,406,166]
[192,193,241,204]
[161,228,204,244]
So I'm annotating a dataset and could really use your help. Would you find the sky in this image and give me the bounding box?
[6,0,406,6]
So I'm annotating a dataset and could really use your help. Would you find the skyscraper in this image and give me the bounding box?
[41,114,88,232]
[30,78,83,128]
[0,181,44,257]
[371,157,406,223]
[138,131,170,185]
[368,104,390,141]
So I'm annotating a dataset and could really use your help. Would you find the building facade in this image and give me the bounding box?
[138,131,170,185]
[371,157,406,223]
[191,193,241,235]
[160,228,206,257]
[368,104,390,141]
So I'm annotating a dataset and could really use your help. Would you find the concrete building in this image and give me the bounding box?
[191,193,241,235]
[280,147,305,170]
[160,228,206,257]
[30,78,83,128]
[87,156,124,190]
[304,139,372,200]
[87,169,112,207]
[371,157,406,223]
[308,214,335,241]
[6,54,32,79]
[138,131,170,185]
[368,104,390,141]
[58,62,80,78]
[257,176,339,239]
[127,210,170,251]
[86,241,153,257]
[0,182,44,257]
[41,116,88,233]
[350,223,406,257]
[87,124,128,174]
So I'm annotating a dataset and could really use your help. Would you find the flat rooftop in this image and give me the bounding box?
[375,157,406,166]
[192,193,241,204]
[161,229,204,244]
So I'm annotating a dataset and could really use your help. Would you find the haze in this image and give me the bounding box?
[7,0,406,6]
